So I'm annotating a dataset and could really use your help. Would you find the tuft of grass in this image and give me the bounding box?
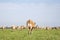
[0,29,60,40]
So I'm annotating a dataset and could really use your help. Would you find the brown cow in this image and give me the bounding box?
[26,19,36,34]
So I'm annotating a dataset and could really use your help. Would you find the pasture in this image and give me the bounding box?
[0,29,60,40]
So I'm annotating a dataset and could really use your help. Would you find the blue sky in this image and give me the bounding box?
[0,0,60,27]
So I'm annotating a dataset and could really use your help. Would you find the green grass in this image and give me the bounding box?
[0,29,60,40]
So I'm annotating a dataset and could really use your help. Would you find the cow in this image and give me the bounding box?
[17,26,21,30]
[46,27,52,30]
[2,26,5,30]
[0,25,6,30]
[11,25,17,30]
[26,19,36,34]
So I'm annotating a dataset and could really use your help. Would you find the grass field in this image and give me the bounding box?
[0,29,60,40]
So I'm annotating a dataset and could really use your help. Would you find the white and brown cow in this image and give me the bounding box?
[26,19,36,34]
